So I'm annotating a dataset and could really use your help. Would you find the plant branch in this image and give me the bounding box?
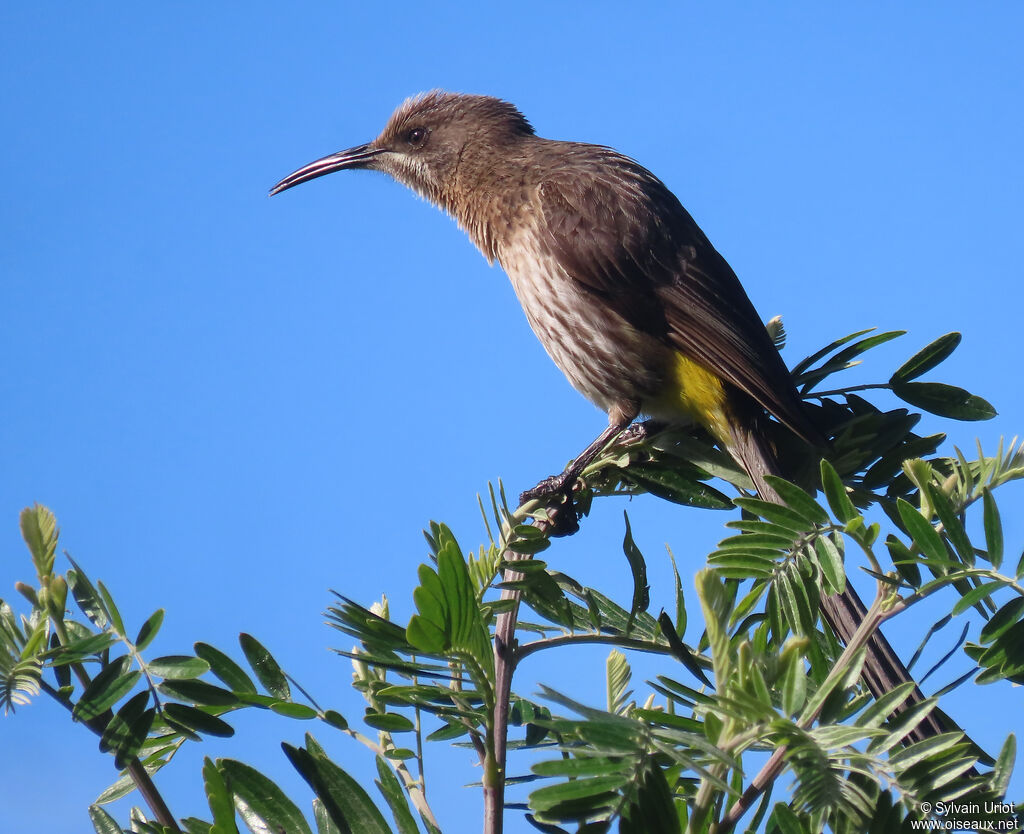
[39,679,180,831]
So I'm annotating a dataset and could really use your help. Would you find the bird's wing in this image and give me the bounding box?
[535,146,819,443]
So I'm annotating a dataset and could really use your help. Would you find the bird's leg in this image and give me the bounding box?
[520,415,630,510]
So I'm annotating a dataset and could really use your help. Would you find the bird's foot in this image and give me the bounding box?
[520,473,581,537]
[519,472,571,504]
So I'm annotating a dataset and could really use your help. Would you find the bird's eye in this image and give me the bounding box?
[406,127,427,147]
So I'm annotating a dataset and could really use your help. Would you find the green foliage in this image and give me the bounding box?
[3,328,1022,833]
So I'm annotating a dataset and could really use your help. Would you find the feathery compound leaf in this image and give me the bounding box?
[219,758,313,834]
[20,504,59,578]
[406,524,494,686]
[890,332,962,382]
[283,740,392,834]
[606,650,633,715]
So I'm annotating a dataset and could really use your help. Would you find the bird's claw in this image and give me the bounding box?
[520,474,581,537]
[519,473,570,505]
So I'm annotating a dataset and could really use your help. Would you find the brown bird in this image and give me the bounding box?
[270,91,945,741]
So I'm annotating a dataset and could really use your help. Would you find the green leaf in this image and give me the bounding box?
[982,487,1003,568]
[96,581,126,636]
[134,610,165,652]
[239,633,290,700]
[819,460,857,524]
[791,327,876,377]
[67,557,109,629]
[269,701,318,719]
[74,656,141,722]
[406,525,494,689]
[620,760,678,834]
[532,756,630,778]
[895,499,947,563]
[164,703,235,737]
[890,380,996,421]
[780,649,807,716]
[668,548,686,636]
[763,476,829,526]
[813,534,845,595]
[374,756,419,834]
[951,581,1006,616]
[991,734,1016,797]
[219,758,313,834]
[529,775,622,811]
[364,711,415,732]
[48,631,116,663]
[624,464,732,508]
[768,801,811,834]
[621,511,650,629]
[282,739,393,834]
[323,710,349,731]
[980,598,1024,644]
[88,804,125,834]
[313,798,342,834]
[149,655,211,680]
[99,690,154,769]
[887,732,962,767]
[606,649,632,714]
[886,534,921,588]
[182,818,218,834]
[925,483,974,567]
[657,612,711,686]
[733,498,811,534]
[195,643,258,694]
[20,504,59,578]
[890,332,961,382]
[798,330,906,391]
[158,678,239,707]
[202,757,237,834]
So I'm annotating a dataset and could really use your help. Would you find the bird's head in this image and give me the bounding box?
[269,91,535,207]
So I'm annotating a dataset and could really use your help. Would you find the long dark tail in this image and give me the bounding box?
[727,414,950,745]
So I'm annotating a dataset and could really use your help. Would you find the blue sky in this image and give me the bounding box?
[2,4,1022,831]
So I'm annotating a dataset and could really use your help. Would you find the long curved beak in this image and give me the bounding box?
[269,144,386,196]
